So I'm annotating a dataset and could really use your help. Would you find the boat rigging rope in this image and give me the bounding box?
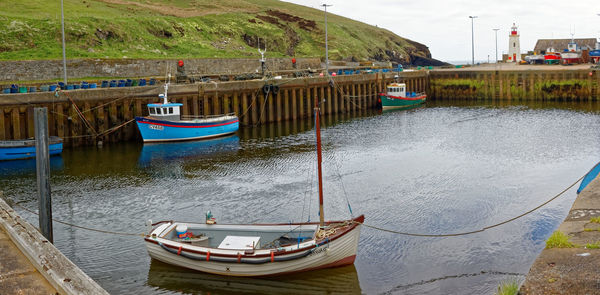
[8,201,144,237]
[3,171,586,239]
[361,174,585,237]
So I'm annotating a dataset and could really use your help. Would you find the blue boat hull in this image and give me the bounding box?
[135,116,239,143]
[0,143,63,161]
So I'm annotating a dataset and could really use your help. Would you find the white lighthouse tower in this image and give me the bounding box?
[508,23,521,62]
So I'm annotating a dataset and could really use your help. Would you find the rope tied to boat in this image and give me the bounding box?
[360,174,585,237]
[8,201,144,237]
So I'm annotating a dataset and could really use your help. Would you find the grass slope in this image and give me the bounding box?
[0,0,431,63]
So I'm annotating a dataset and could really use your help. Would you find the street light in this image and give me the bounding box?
[469,16,478,65]
[322,4,332,76]
[60,0,67,85]
[493,28,499,63]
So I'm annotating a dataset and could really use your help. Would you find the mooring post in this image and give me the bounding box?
[34,107,53,243]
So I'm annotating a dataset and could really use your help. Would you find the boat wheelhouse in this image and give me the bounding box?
[135,82,239,143]
[378,82,426,110]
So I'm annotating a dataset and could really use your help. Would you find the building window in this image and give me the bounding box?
[513,42,516,47]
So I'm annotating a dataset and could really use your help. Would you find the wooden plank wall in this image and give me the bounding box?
[0,72,428,146]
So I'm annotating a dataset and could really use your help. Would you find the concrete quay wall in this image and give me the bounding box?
[429,68,600,101]
[520,175,600,294]
[0,57,322,82]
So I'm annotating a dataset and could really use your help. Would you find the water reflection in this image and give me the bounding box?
[138,135,241,167]
[0,156,63,176]
[146,259,361,295]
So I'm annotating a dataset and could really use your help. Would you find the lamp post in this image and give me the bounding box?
[60,0,67,85]
[493,28,499,63]
[322,4,332,76]
[469,16,478,65]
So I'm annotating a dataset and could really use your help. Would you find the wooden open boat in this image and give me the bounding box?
[144,101,364,276]
[0,136,63,161]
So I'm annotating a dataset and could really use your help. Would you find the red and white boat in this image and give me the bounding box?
[560,38,582,65]
[544,47,561,65]
[144,104,363,276]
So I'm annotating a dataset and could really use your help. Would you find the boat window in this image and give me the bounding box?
[169,107,173,114]
[157,108,162,115]
[149,108,155,114]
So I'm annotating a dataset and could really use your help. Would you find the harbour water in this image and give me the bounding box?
[1,100,600,294]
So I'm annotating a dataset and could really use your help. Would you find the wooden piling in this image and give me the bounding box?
[0,109,5,140]
[34,107,53,243]
[291,88,297,121]
[298,88,305,119]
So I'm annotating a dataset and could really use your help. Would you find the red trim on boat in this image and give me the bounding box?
[378,94,427,101]
[144,215,364,259]
[138,119,239,129]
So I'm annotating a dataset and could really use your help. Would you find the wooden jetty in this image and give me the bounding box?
[0,193,108,295]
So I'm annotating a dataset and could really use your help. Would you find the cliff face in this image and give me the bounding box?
[0,0,443,66]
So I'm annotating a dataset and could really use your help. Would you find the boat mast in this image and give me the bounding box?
[315,103,325,228]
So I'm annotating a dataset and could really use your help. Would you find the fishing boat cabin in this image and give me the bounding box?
[147,94,183,122]
[387,83,407,97]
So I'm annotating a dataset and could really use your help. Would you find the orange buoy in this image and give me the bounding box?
[177,246,182,255]
[270,251,275,262]
[178,60,184,67]
[237,253,242,263]
[206,251,210,261]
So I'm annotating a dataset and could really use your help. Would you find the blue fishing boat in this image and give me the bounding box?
[135,81,239,143]
[0,137,63,161]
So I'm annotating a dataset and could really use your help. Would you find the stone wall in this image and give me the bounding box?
[0,57,321,82]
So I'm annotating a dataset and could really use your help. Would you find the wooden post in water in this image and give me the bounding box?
[34,107,53,243]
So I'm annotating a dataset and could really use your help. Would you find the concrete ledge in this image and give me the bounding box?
[0,71,426,106]
[520,176,600,294]
[0,193,108,295]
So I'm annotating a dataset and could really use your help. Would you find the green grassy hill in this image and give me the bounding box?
[0,0,440,65]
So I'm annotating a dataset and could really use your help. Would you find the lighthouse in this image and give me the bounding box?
[508,23,521,62]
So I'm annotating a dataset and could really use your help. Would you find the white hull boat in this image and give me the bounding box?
[145,216,363,276]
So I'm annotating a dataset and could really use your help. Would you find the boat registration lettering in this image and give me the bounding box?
[149,124,164,131]
[309,245,329,256]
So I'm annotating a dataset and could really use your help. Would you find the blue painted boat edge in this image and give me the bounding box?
[577,161,600,194]
[0,143,63,161]
[148,103,183,107]
[135,116,239,127]
[142,131,237,143]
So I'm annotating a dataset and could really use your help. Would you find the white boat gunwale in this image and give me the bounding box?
[144,215,364,259]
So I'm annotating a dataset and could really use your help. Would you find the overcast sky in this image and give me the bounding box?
[281,0,600,62]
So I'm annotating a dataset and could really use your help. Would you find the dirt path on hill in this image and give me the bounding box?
[96,0,260,17]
